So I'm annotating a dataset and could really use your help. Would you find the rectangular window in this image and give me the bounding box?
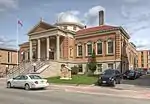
[78,64,83,72]
[97,43,102,54]
[73,26,76,30]
[78,45,82,56]
[8,52,10,63]
[97,64,102,72]
[108,63,113,69]
[142,64,144,67]
[87,44,92,56]
[107,41,114,54]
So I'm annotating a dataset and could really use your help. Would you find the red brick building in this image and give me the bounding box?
[19,11,137,75]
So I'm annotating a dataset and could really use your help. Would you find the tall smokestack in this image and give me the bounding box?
[99,10,104,26]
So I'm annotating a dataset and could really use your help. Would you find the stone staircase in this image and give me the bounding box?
[7,60,51,78]
[6,60,62,78]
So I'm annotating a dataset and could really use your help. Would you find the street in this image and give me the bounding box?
[122,75,150,87]
[1,75,150,104]
[0,85,150,104]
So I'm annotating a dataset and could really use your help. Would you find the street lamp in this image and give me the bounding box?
[33,63,36,72]
[5,65,8,76]
[48,48,52,52]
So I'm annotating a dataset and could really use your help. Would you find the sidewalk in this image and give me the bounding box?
[49,83,150,99]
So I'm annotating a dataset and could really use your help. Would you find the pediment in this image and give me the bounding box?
[28,21,56,35]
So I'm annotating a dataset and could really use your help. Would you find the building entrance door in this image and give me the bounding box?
[49,52,54,59]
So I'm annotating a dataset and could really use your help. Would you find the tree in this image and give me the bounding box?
[87,49,97,75]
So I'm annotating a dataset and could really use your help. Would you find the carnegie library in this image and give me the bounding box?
[18,11,137,77]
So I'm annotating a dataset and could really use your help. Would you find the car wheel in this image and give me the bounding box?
[7,82,11,88]
[118,79,121,84]
[112,80,116,86]
[24,84,30,90]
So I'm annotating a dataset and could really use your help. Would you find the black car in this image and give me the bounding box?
[123,70,138,80]
[97,69,122,86]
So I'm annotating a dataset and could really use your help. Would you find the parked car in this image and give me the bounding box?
[7,74,49,90]
[97,69,122,86]
[123,70,138,80]
[123,70,130,79]
[147,70,150,74]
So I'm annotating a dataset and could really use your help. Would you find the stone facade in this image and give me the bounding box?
[0,47,17,73]
[138,50,150,69]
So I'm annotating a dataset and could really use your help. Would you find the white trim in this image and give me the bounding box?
[86,42,93,56]
[106,39,115,55]
[77,43,82,57]
[96,40,103,55]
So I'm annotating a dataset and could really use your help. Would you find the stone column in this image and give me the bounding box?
[29,40,33,61]
[56,35,60,60]
[46,37,50,60]
[37,39,41,60]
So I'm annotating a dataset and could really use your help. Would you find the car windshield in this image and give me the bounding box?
[102,69,115,75]
[129,70,135,73]
[29,75,42,79]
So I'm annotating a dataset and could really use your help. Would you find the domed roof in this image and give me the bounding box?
[56,12,84,26]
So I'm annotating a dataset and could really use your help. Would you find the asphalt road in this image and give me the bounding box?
[0,81,150,104]
[122,74,150,87]
[0,75,150,104]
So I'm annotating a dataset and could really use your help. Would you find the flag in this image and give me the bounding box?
[18,20,23,27]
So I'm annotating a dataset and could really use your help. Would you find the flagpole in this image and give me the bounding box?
[16,19,19,74]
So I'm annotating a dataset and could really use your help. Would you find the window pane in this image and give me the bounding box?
[108,41,113,54]
[97,43,102,54]
[97,64,102,72]
[78,45,82,56]
[108,64,113,69]
[78,64,83,72]
[87,44,92,55]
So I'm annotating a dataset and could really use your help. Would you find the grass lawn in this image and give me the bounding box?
[46,75,98,85]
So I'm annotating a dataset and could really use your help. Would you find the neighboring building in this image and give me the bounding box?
[19,11,136,76]
[0,47,17,74]
[127,42,138,70]
[138,50,150,69]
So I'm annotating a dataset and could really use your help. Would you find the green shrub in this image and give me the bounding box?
[71,65,79,75]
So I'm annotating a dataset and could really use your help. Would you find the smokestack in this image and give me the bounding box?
[99,10,104,26]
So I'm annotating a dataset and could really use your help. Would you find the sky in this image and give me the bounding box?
[0,0,150,50]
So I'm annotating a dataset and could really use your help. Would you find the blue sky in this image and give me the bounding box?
[0,0,150,50]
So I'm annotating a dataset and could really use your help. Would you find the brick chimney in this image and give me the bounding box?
[99,10,104,26]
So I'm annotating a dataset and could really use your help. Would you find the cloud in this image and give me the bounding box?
[57,10,80,17]
[0,36,16,48]
[0,0,18,12]
[120,5,150,36]
[121,5,130,19]
[84,5,105,26]
[69,10,80,15]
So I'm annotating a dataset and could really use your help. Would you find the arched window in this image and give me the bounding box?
[77,43,82,56]
[86,42,92,56]
[107,39,114,54]
[96,40,103,55]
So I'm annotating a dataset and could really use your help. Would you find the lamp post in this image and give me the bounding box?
[5,65,8,77]
[33,63,36,72]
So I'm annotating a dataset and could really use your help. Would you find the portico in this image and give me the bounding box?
[29,35,61,61]
[28,21,67,61]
